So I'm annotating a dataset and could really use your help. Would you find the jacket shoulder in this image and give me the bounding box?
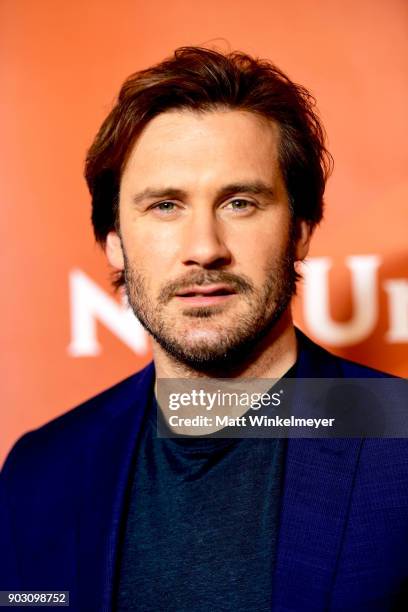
[296,329,393,378]
[330,352,391,378]
[1,362,155,476]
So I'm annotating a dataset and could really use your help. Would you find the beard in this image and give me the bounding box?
[122,234,298,373]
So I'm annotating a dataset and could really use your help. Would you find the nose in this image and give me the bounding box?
[180,209,232,268]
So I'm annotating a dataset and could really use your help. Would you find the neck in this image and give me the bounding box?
[152,308,298,380]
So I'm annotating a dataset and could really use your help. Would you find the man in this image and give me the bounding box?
[1,47,408,611]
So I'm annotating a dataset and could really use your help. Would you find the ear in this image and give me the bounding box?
[295,220,313,261]
[105,231,125,270]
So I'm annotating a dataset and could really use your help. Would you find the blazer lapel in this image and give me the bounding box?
[273,438,362,610]
[272,332,363,610]
[77,363,155,612]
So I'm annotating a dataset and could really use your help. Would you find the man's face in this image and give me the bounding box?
[106,109,310,369]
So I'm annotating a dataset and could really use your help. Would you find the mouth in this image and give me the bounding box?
[174,284,237,306]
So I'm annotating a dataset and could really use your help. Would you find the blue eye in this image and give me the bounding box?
[227,199,254,211]
[154,201,176,212]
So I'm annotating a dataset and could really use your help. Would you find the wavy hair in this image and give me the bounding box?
[85,46,332,287]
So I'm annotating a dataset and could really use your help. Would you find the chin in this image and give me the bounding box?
[183,326,223,341]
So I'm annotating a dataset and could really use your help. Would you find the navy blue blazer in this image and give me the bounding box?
[1,332,408,611]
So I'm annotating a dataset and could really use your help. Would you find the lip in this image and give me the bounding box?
[174,284,237,306]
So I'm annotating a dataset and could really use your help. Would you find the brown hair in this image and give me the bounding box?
[85,46,332,282]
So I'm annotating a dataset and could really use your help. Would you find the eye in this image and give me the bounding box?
[151,201,178,214]
[225,198,256,213]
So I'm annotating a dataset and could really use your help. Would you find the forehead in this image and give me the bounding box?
[121,108,282,190]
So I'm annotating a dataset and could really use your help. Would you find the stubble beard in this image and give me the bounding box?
[122,241,298,373]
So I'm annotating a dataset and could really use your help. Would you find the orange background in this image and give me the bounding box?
[1,0,407,465]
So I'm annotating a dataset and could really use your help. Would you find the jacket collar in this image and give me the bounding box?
[77,362,155,612]
[272,330,363,609]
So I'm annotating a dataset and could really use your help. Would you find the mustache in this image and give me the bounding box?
[158,270,254,304]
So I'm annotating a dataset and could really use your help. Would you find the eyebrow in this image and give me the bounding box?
[130,181,276,206]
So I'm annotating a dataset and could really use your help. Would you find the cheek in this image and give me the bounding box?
[229,226,290,275]
[120,209,174,254]
[122,227,180,278]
